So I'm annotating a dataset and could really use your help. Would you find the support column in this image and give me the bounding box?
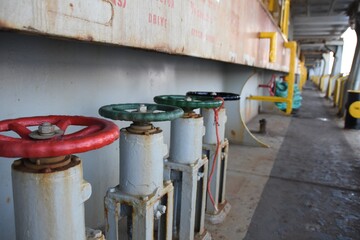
[331,44,344,76]
[340,2,360,116]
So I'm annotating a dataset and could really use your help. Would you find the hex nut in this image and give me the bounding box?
[38,122,55,135]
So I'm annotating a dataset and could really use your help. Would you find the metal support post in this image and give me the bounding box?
[164,157,211,240]
[105,182,174,240]
[331,44,344,76]
[166,113,211,240]
[340,5,360,115]
[203,139,231,224]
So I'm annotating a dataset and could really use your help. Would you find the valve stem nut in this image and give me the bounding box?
[38,122,55,135]
[138,104,147,113]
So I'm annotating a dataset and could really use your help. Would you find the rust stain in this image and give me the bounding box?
[231,130,236,137]
[74,34,95,42]
[0,20,15,29]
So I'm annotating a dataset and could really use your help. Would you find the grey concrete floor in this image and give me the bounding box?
[208,83,360,239]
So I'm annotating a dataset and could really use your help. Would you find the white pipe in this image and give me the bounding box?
[12,159,91,240]
[119,129,167,196]
[169,117,204,164]
[202,108,227,144]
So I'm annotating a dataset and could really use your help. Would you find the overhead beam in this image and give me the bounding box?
[293,15,349,25]
[294,31,343,36]
[295,26,347,31]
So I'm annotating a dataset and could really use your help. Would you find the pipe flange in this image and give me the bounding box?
[23,155,72,171]
[182,112,202,119]
[126,123,162,135]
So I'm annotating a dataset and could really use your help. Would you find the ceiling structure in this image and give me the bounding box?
[290,0,354,67]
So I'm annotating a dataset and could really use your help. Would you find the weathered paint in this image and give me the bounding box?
[0,32,272,238]
[119,128,167,196]
[0,0,290,72]
[202,108,227,145]
[105,181,174,239]
[164,157,209,240]
[170,116,204,164]
[11,158,91,240]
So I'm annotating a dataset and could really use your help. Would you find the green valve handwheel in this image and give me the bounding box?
[153,95,223,111]
[99,103,184,122]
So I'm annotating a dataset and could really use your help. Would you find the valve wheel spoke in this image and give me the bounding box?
[8,122,32,139]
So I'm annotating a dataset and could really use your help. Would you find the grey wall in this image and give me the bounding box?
[0,32,269,239]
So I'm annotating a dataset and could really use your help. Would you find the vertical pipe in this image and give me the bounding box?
[341,30,360,115]
[331,44,344,76]
[169,117,204,164]
[268,0,275,12]
[281,0,290,38]
[119,129,166,196]
[202,108,227,144]
[284,41,297,115]
[12,159,91,240]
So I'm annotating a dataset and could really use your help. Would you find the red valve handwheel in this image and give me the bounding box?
[0,115,119,158]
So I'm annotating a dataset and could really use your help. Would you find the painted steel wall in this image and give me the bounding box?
[0,32,268,239]
[0,0,290,72]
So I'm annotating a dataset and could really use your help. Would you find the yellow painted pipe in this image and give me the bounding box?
[284,41,297,115]
[259,32,277,63]
[247,95,289,103]
[281,0,290,38]
[268,0,275,12]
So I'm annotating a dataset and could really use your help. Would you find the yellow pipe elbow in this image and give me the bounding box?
[259,32,277,63]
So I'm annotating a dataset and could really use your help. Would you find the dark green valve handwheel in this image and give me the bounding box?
[186,91,240,101]
[99,103,184,122]
[153,95,223,111]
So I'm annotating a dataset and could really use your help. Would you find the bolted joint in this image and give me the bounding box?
[154,204,167,219]
[197,172,205,181]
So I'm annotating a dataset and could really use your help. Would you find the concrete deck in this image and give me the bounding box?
[208,83,360,239]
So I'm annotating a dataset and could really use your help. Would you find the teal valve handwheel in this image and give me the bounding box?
[153,95,223,111]
[99,103,184,122]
